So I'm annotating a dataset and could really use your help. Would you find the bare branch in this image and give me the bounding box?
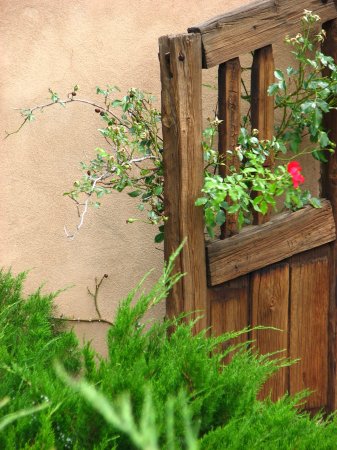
[53,316,113,326]
[52,273,111,325]
[5,95,125,140]
[64,172,109,239]
[130,156,156,163]
[87,274,108,319]
[4,116,30,139]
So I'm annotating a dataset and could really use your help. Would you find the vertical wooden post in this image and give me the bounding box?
[251,45,275,225]
[215,58,248,347]
[218,58,241,238]
[321,19,337,412]
[159,33,208,332]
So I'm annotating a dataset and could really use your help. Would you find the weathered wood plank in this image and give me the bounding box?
[251,46,274,141]
[210,276,249,356]
[218,58,241,238]
[207,200,335,286]
[251,45,275,225]
[289,246,330,409]
[159,33,208,331]
[159,36,182,320]
[188,0,337,68]
[322,18,337,412]
[251,263,289,400]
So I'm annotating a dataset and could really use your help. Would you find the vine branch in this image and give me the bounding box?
[52,273,113,326]
[5,95,122,139]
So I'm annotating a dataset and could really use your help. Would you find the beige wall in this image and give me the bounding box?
[1,0,320,353]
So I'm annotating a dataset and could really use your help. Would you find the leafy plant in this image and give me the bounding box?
[7,86,165,242]
[1,250,337,449]
[56,367,199,450]
[197,129,312,236]
[198,10,337,236]
[66,87,165,231]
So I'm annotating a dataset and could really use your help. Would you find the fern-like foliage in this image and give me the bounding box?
[1,253,337,449]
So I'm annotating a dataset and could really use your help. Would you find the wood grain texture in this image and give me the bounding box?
[218,58,241,238]
[251,263,289,400]
[289,247,330,409]
[159,33,208,331]
[188,0,337,68]
[322,18,337,412]
[251,46,275,141]
[210,276,249,356]
[251,45,275,225]
[207,200,336,286]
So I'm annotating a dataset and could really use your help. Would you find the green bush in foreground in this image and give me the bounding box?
[1,254,337,449]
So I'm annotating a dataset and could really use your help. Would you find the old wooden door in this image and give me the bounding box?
[159,0,337,411]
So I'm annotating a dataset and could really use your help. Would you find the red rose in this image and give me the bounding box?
[287,161,305,188]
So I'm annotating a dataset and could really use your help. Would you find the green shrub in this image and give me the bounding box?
[1,259,337,449]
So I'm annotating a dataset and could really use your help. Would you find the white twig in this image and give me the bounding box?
[64,154,159,239]
[64,173,108,239]
[130,156,156,163]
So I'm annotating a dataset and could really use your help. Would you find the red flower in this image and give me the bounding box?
[287,161,305,188]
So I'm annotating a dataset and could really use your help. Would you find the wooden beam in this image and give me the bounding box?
[188,0,337,68]
[206,200,336,286]
[159,33,208,331]
[321,18,337,412]
[251,45,275,225]
[251,45,274,142]
[218,58,241,238]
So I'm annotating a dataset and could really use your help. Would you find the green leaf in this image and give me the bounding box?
[290,134,301,153]
[154,186,163,196]
[267,83,279,96]
[215,210,226,226]
[310,197,322,208]
[195,197,208,206]
[312,149,328,162]
[260,201,269,215]
[227,204,240,214]
[204,208,215,228]
[300,100,316,114]
[154,232,164,243]
[112,100,123,107]
[286,66,297,76]
[318,131,330,148]
[252,195,263,206]
[274,70,284,81]
[128,190,142,198]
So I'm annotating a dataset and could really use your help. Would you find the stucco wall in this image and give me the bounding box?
[1,0,320,353]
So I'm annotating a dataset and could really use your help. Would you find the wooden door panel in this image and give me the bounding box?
[210,275,249,355]
[289,246,330,409]
[209,245,332,410]
[251,262,289,400]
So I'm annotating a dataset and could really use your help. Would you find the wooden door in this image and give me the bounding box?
[159,2,337,411]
